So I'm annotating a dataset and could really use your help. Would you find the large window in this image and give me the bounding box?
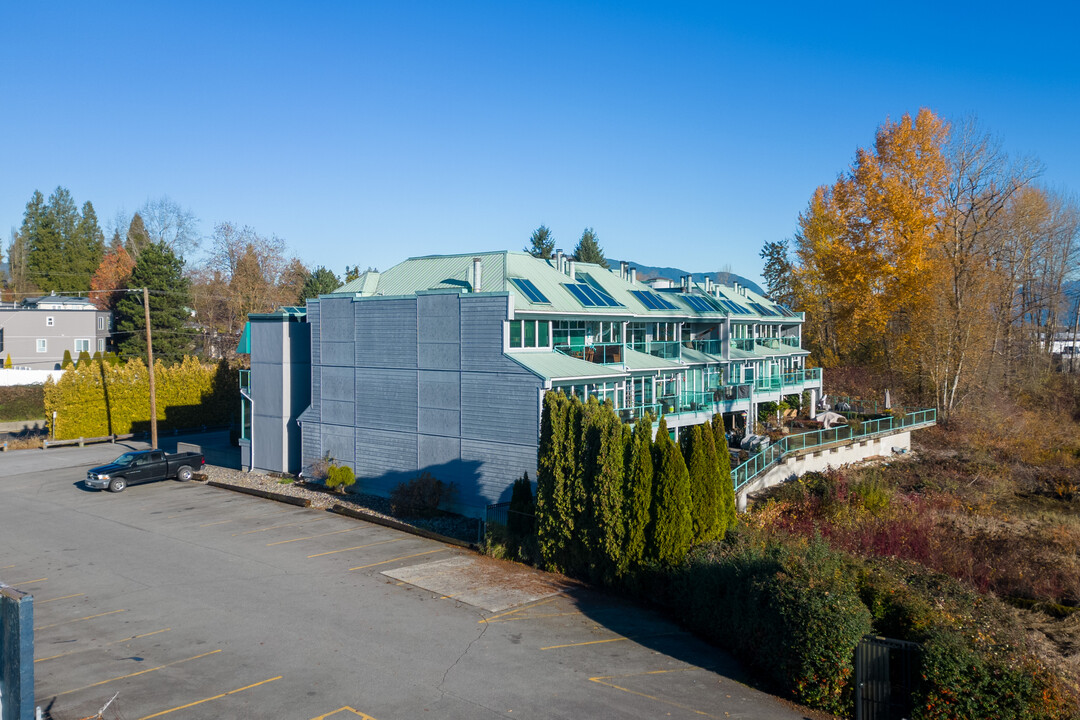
[508,319,550,349]
[654,322,678,342]
[74,339,91,353]
[553,320,587,350]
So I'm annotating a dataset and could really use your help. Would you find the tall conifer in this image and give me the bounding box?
[712,414,737,531]
[114,242,192,361]
[683,424,720,543]
[584,400,626,583]
[623,413,654,571]
[648,416,693,565]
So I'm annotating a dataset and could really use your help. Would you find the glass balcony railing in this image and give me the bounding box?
[781,336,801,348]
[648,341,680,360]
[555,342,624,364]
[689,339,723,355]
[755,337,783,351]
[731,338,755,352]
[731,408,938,491]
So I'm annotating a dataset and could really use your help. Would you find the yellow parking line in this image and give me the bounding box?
[310,707,380,720]
[36,593,85,604]
[307,538,403,558]
[36,628,172,663]
[479,597,558,624]
[199,519,233,527]
[10,577,47,586]
[268,527,361,546]
[1,564,15,569]
[349,548,448,571]
[232,522,305,536]
[589,668,722,719]
[137,675,282,719]
[542,637,629,650]
[200,509,291,527]
[54,649,222,698]
[36,608,126,631]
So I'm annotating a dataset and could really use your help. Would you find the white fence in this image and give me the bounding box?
[0,368,65,386]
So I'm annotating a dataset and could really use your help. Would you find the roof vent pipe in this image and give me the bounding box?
[567,260,576,281]
[629,267,637,284]
[620,261,628,281]
[472,257,482,293]
[555,249,564,273]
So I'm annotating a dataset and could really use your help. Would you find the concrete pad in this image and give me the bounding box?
[383,555,565,612]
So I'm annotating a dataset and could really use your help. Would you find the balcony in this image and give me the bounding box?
[689,338,723,356]
[753,368,823,393]
[555,342,623,364]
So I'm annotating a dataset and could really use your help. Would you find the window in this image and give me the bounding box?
[37,339,47,353]
[553,320,586,350]
[0,328,3,352]
[98,338,105,352]
[46,316,54,327]
[97,316,105,330]
[508,320,549,349]
[74,339,90,353]
[654,322,678,342]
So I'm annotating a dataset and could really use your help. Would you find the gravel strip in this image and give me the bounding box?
[200,465,482,543]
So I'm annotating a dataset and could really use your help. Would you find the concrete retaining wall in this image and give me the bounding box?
[737,430,912,510]
[0,585,34,720]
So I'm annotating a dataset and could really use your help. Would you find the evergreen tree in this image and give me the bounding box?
[622,413,654,571]
[712,414,737,532]
[114,242,193,362]
[537,390,575,571]
[572,227,608,267]
[300,266,342,300]
[62,349,74,369]
[760,238,794,306]
[125,212,152,260]
[23,190,62,291]
[71,201,105,292]
[507,472,535,543]
[525,225,555,259]
[648,416,693,565]
[683,424,720,543]
[581,398,626,583]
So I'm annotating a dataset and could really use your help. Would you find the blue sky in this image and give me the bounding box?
[2,1,1077,285]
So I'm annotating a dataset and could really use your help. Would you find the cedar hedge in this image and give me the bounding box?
[43,356,238,439]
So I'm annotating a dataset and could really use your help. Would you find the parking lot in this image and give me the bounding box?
[1,437,812,719]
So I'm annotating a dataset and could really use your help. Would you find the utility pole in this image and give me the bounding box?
[143,287,158,449]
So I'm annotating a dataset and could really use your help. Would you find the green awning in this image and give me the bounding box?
[236,322,251,354]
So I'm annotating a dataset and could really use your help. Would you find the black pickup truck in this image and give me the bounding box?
[85,449,205,492]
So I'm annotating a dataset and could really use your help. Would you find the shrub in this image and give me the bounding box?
[0,385,46,422]
[325,464,356,493]
[670,531,871,716]
[390,472,455,517]
[507,472,535,543]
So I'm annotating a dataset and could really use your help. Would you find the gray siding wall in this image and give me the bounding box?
[300,292,541,516]
[251,317,310,473]
[0,308,112,369]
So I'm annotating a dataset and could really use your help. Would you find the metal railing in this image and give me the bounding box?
[731,408,937,492]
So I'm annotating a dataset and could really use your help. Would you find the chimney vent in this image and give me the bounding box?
[620,261,628,281]
[555,249,564,273]
[567,260,576,281]
[629,267,637,284]
[472,257,482,293]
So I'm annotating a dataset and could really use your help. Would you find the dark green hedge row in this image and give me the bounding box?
[0,385,46,422]
[636,531,1078,720]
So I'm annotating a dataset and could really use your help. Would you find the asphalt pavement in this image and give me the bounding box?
[0,436,816,720]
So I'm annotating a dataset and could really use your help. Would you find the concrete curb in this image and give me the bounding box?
[206,481,311,508]
[329,504,476,550]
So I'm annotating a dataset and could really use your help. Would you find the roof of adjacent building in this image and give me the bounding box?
[21,295,98,309]
[326,251,802,323]
[505,350,628,382]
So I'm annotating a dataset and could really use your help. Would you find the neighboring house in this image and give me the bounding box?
[241,251,822,516]
[0,294,113,369]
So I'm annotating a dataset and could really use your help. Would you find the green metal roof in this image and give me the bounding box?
[325,250,803,325]
[679,346,723,365]
[505,350,628,382]
[620,348,685,372]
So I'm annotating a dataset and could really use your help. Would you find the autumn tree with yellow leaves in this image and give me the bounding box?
[790,109,1079,421]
